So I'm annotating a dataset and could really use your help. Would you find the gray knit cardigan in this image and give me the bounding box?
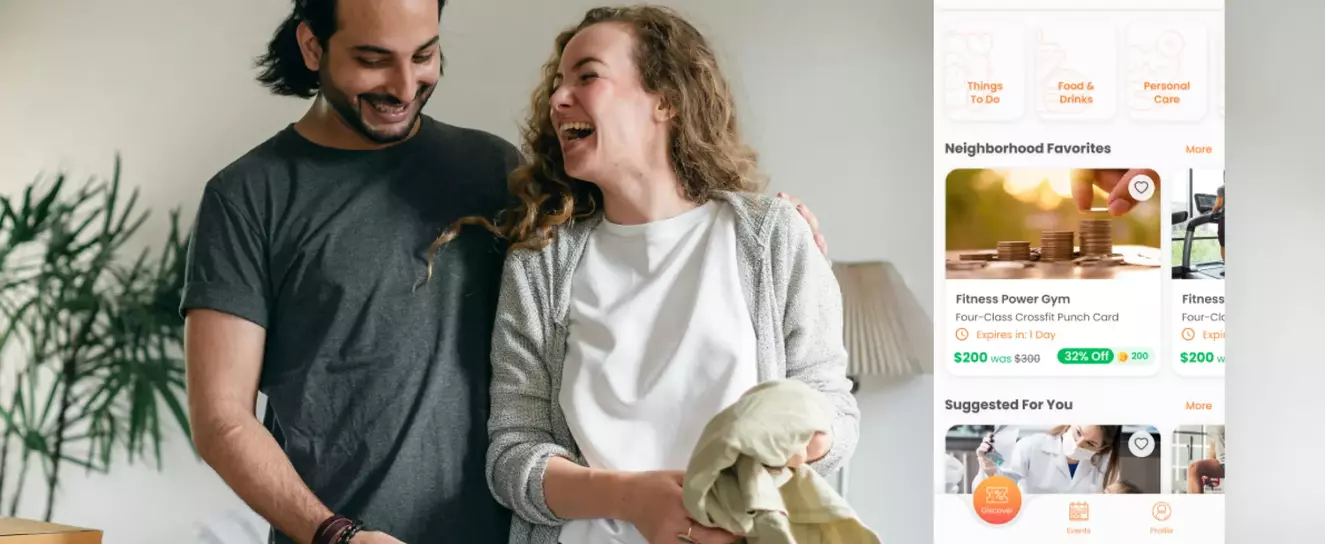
[485,190,861,544]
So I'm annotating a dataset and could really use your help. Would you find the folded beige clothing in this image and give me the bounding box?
[682,380,880,543]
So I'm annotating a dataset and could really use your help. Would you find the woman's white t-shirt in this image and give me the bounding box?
[557,200,759,544]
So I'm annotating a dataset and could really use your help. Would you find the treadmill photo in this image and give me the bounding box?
[1171,192,1224,279]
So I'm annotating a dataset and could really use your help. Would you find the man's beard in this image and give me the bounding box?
[319,70,435,145]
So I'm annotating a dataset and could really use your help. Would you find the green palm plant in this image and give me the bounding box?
[0,155,191,521]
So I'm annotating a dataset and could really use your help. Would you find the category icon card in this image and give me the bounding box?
[943,25,1026,122]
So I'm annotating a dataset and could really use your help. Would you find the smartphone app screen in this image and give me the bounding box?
[933,1,1225,540]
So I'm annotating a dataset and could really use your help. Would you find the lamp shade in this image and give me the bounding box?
[831,261,932,378]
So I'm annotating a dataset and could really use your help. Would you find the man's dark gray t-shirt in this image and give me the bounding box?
[181,116,517,543]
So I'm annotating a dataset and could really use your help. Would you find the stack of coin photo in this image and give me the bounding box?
[996,240,1031,262]
[1078,219,1113,256]
[1039,230,1075,262]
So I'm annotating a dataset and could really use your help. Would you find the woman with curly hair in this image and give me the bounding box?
[435,6,860,544]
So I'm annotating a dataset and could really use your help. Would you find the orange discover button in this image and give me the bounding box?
[973,475,1022,525]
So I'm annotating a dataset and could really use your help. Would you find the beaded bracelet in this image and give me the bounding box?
[337,520,364,544]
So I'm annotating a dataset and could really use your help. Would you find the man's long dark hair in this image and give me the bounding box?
[255,0,448,98]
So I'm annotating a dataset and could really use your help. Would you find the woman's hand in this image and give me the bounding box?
[785,431,833,468]
[620,471,739,544]
[975,433,997,476]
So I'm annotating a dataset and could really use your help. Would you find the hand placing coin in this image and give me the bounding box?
[1072,169,1161,217]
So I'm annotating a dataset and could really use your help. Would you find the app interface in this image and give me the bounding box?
[933,0,1225,540]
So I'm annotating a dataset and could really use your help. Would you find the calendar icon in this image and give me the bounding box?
[1069,501,1090,521]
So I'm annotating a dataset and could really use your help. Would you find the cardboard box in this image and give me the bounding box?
[0,518,101,544]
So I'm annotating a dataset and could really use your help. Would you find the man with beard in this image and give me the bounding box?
[181,1,828,543]
[183,1,513,542]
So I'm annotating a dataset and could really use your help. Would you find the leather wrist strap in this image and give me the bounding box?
[313,515,354,544]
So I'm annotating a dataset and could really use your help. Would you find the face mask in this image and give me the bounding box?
[1062,428,1094,460]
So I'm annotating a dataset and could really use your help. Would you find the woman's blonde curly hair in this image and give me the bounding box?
[428,5,763,277]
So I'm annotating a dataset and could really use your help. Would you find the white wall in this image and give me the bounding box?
[0,1,932,542]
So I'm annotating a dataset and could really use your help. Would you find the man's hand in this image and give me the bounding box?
[1071,169,1161,217]
[351,531,405,543]
[785,431,833,468]
[620,471,739,544]
[777,193,827,257]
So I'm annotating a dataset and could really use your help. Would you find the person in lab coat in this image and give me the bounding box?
[972,425,1124,494]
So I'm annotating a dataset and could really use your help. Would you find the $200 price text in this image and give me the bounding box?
[1180,351,1224,364]
[953,352,1041,364]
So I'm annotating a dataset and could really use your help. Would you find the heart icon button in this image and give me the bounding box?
[1129,431,1156,457]
[1128,174,1156,201]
